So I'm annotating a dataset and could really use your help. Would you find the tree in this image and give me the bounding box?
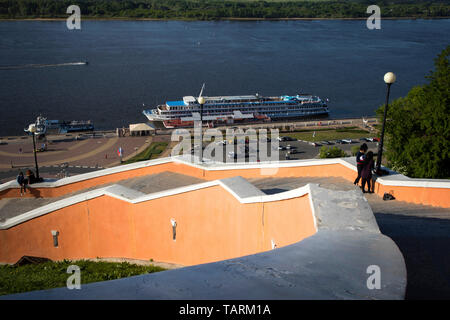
[376,45,450,179]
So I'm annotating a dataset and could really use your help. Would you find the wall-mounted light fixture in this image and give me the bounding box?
[51,230,59,247]
[271,239,277,250]
[170,219,177,241]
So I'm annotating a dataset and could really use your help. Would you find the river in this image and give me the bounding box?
[0,19,449,136]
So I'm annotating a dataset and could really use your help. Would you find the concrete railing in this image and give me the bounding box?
[1,155,449,207]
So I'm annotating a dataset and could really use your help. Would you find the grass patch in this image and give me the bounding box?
[0,259,166,296]
[122,142,168,164]
[281,128,371,142]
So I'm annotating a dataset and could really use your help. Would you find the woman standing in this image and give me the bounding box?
[361,151,374,193]
[353,143,368,186]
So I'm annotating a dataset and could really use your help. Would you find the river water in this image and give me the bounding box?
[0,19,449,136]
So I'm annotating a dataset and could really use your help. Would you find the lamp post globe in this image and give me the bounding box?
[384,72,396,84]
[28,124,36,133]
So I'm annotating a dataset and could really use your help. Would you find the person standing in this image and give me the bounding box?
[26,169,36,184]
[361,151,374,193]
[353,143,368,186]
[17,171,27,196]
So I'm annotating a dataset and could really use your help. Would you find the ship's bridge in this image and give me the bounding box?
[166,100,187,111]
[183,96,197,105]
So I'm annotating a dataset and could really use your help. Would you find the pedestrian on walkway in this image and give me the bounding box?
[17,171,27,196]
[354,143,368,186]
[361,151,374,193]
[26,169,36,184]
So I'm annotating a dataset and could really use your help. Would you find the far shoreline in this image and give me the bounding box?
[0,16,449,22]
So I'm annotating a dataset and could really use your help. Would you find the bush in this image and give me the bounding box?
[351,145,360,156]
[122,142,168,164]
[376,45,450,178]
[319,146,347,158]
[0,260,166,296]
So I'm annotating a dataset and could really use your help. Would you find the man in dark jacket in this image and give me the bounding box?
[361,151,375,193]
[17,171,27,196]
[353,143,368,186]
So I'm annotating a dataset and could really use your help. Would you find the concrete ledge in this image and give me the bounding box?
[2,156,448,194]
[1,231,405,300]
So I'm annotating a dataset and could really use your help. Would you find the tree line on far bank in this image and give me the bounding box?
[1,0,450,19]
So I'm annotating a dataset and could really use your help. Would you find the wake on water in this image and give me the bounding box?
[0,61,88,70]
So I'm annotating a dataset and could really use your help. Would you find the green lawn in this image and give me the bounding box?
[0,260,166,296]
[122,142,168,164]
[280,127,372,142]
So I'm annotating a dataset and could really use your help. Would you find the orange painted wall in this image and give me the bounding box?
[203,163,356,181]
[0,186,316,266]
[374,183,450,208]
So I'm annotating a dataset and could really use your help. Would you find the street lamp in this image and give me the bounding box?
[28,124,40,180]
[375,72,396,175]
[197,96,205,162]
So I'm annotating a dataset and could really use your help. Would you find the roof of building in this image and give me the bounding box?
[129,123,156,131]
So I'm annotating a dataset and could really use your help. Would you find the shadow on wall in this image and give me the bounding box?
[28,187,42,198]
[375,213,450,300]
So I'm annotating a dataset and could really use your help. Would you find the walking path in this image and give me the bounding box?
[0,171,205,222]
[0,136,150,169]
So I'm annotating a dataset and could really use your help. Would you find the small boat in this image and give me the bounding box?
[24,115,94,136]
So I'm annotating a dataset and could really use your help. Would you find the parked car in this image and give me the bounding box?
[320,141,330,145]
[227,151,236,158]
[278,146,286,150]
[342,139,353,144]
[311,142,322,147]
[288,149,298,154]
[335,140,344,144]
[372,137,380,142]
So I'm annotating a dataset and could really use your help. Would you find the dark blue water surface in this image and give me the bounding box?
[0,19,449,136]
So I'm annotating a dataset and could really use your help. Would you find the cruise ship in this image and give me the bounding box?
[143,92,329,128]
